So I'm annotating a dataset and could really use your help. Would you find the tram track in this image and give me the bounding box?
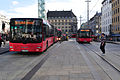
[89,42,120,72]
[91,42,120,58]
[76,42,120,80]
[81,43,120,74]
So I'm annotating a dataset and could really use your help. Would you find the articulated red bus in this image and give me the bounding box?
[9,18,55,52]
[76,29,92,43]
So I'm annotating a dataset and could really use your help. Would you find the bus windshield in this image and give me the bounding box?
[10,19,43,43]
[57,30,62,38]
[79,31,91,38]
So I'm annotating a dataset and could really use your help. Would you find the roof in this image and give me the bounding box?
[102,0,106,4]
[10,18,42,20]
[47,10,76,18]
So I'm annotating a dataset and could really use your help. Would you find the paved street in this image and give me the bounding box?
[0,39,120,80]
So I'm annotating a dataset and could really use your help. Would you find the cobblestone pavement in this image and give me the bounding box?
[31,40,112,80]
[1,39,120,80]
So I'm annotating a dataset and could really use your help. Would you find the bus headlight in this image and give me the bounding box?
[37,47,42,48]
[10,46,13,48]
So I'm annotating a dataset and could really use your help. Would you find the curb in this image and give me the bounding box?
[92,49,120,72]
[106,41,120,44]
[0,48,9,55]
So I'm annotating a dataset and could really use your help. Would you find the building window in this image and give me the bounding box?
[116,9,117,14]
[116,1,117,6]
[114,17,115,23]
[118,8,119,13]
[116,17,118,22]
[118,16,119,22]
[116,25,118,31]
[118,25,119,31]
[55,23,57,25]
[114,10,115,15]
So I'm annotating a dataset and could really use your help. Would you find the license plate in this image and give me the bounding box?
[84,40,87,42]
[21,50,28,52]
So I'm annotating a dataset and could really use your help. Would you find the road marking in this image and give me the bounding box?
[21,43,61,80]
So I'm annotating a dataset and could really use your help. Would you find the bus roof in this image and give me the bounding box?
[10,18,43,21]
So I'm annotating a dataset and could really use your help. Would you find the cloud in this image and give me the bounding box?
[12,1,19,5]
[2,0,102,29]
[6,4,38,18]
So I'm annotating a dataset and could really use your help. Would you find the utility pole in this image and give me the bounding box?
[85,0,91,29]
[80,15,82,28]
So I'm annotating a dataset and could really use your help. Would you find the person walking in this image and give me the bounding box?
[100,33,106,56]
[0,36,2,47]
[0,34,4,47]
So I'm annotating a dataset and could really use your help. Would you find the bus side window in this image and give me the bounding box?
[46,25,49,38]
[43,24,46,41]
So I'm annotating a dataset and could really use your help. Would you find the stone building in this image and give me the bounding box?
[47,10,77,35]
[101,0,112,36]
[0,14,10,34]
[112,0,120,40]
[89,12,102,35]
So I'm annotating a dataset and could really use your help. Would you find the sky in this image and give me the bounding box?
[0,0,102,26]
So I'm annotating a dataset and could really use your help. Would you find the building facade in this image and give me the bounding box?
[47,10,77,34]
[0,14,10,34]
[101,0,112,36]
[112,0,120,40]
[89,12,102,35]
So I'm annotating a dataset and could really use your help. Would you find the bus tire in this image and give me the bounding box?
[46,41,48,49]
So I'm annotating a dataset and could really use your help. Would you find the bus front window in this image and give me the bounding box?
[10,19,42,43]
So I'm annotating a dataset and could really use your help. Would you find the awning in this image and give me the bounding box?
[111,34,120,37]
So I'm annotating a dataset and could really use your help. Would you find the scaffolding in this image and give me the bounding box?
[38,0,46,19]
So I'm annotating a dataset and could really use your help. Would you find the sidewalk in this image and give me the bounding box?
[30,41,96,80]
[0,41,9,54]
[106,41,120,44]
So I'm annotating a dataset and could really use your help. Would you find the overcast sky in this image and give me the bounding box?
[0,0,102,26]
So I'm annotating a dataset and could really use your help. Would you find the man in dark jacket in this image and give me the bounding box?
[100,33,106,56]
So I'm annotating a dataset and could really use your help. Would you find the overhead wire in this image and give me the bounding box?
[90,0,100,13]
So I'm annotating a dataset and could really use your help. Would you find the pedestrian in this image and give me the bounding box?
[100,33,106,56]
[1,33,6,47]
[0,36,2,47]
[0,34,4,47]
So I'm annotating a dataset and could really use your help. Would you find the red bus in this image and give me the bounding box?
[71,34,76,38]
[9,18,55,52]
[76,29,92,43]
[56,29,62,41]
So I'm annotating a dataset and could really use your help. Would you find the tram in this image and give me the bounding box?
[76,29,92,43]
[9,18,55,52]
